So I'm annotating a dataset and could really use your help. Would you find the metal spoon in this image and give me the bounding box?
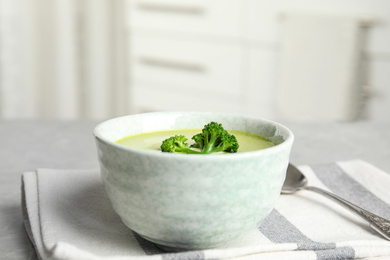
[282,163,390,240]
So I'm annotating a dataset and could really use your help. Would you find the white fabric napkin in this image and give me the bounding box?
[22,160,390,260]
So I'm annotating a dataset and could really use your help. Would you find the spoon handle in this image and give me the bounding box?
[305,186,390,240]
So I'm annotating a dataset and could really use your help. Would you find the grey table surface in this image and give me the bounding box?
[1,119,389,259]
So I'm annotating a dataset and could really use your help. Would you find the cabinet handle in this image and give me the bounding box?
[136,2,204,15]
[138,57,205,73]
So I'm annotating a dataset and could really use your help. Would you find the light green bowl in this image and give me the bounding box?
[94,112,294,251]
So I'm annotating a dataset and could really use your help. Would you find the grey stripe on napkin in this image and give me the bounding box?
[316,247,355,260]
[312,163,390,219]
[133,231,205,260]
[259,210,355,259]
[260,209,335,249]
[162,251,205,260]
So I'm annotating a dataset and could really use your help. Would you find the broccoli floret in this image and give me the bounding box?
[190,133,204,149]
[161,122,239,154]
[191,122,239,154]
[161,135,201,154]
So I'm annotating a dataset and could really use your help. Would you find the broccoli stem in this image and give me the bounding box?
[202,135,219,154]
[176,148,202,154]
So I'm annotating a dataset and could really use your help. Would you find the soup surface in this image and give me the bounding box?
[116,129,275,153]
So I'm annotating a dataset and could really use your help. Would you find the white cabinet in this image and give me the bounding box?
[130,34,248,113]
[127,0,390,120]
[126,0,261,116]
[131,36,244,97]
[127,0,243,37]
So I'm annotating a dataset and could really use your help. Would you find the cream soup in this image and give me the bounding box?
[116,129,275,153]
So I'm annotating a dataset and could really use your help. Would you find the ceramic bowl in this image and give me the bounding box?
[93,112,294,251]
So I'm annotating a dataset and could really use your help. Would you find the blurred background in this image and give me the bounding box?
[0,0,389,122]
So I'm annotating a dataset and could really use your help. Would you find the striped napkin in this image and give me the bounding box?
[21,160,390,260]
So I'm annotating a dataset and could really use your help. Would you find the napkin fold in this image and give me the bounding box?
[22,160,390,260]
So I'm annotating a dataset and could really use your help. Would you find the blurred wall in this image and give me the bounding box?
[0,0,127,119]
[0,0,389,121]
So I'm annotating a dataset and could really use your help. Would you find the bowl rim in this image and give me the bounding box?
[93,111,294,161]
